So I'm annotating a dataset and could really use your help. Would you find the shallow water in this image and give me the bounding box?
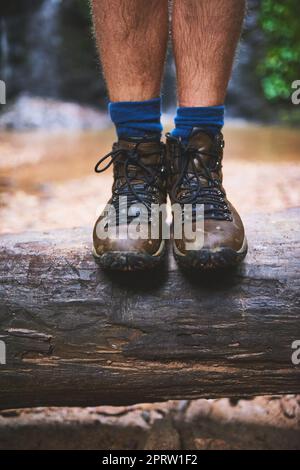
[0,126,299,234]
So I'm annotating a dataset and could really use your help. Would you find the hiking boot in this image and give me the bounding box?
[166,128,247,270]
[93,136,167,271]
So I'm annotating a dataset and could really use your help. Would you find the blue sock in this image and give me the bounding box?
[109,97,162,140]
[171,105,225,144]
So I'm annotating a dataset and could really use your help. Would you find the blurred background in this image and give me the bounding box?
[1,0,300,123]
[0,0,300,450]
[0,0,299,236]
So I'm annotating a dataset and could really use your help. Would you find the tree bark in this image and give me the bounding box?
[0,208,299,408]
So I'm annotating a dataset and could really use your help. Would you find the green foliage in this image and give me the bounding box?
[259,0,300,101]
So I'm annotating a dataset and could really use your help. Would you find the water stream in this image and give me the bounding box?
[27,0,62,98]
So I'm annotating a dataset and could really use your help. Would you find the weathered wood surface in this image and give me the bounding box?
[0,208,299,408]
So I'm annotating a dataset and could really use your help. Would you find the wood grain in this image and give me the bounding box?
[0,208,299,408]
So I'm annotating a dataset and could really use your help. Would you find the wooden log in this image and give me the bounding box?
[0,208,299,408]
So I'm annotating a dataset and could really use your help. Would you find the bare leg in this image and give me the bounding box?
[172,0,246,106]
[92,1,169,271]
[91,0,169,102]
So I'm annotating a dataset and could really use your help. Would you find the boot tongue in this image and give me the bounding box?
[115,137,162,187]
[188,127,214,150]
[187,128,216,170]
[117,137,162,166]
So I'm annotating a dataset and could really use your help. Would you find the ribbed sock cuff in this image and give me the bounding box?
[171,105,225,143]
[109,97,162,139]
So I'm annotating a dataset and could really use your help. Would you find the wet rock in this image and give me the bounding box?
[0,397,299,450]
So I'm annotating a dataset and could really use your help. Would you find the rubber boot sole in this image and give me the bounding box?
[93,241,166,272]
[173,237,248,271]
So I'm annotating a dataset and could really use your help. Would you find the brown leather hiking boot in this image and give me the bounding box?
[166,128,247,270]
[93,137,167,271]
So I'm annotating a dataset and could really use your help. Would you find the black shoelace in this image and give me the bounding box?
[95,142,164,223]
[169,138,232,221]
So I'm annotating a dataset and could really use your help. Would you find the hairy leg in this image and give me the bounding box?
[91,0,169,102]
[172,0,246,106]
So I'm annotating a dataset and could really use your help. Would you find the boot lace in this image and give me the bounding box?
[168,136,232,221]
[95,142,165,224]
